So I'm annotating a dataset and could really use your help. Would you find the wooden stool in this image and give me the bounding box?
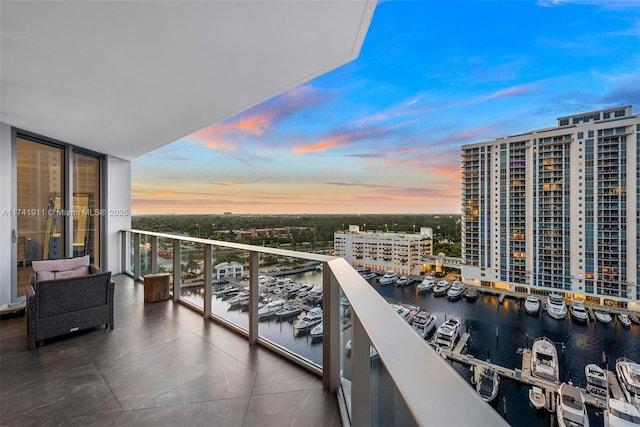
[143,273,170,303]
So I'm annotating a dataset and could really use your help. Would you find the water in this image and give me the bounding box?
[187,271,640,427]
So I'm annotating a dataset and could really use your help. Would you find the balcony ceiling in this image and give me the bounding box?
[0,0,376,160]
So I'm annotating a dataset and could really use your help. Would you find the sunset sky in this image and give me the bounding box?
[132,0,640,215]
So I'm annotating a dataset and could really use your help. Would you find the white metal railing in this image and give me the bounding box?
[122,229,506,426]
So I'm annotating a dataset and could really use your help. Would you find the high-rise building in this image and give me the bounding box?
[461,106,639,309]
[334,225,433,275]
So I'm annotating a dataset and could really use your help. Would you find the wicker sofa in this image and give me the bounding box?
[26,256,114,350]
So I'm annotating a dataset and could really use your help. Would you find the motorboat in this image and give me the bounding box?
[570,300,589,323]
[605,398,640,427]
[529,386,546,411]
[524,296,541,315]
[585,363,608,399]
[433,280,451,297]
[596,311,613,324]
[396,276,411,286]
[531,337,559,383]
[476,366,500,403]
[411,311,437,339]
[447,281,465,300]
[310,322,323,340]
[464,287,479,302]
[545,293,568,320]
[379,272,398,285]
[417,277,434,293]
[616,358,640,408]
[434,318,461,350]
[294,307,323,334]
[275,304,302,321]
[257,298,286,320]
[390,303,411,321]
[358,269,377,280]
[557,382,589,427]
[618,313,632,328]
[226,291,250,309]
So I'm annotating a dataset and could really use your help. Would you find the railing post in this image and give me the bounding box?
[248,251,259,345]
[204,244,212,319]
[351,313,372,427]
[150,235,158,273]
[173,239,181,301]
[133,232,141,281]
[323,261,340,392]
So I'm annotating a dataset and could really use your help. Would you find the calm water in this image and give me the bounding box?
[187,270,640,427]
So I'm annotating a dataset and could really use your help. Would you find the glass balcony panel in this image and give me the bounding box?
[140,234,151,278]
[129,232,135,276]
[179,241,205,309]
[208,248,250,331]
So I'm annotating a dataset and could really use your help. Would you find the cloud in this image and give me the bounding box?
[293,127,391,155]
[211,182,244,188]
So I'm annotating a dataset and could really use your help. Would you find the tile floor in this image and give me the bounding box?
[0,275,340,426]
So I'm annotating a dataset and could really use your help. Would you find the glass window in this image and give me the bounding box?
[73,152,101,265]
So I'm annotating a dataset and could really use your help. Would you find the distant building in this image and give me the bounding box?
[461,105,639,309]
[214,261,243,280]
[334,225,433,276]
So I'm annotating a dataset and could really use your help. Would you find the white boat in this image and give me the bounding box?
[557,382,589,427]
[396,276,410,286]
[447,281,465,300]
[546,293,568,320]
[529,386,546,411]
[257,298,286,320]
[524,296,541,315]
[294,307,323,333]
[226,291,250,308]
[379,272,398,285]
[390,303,411,321]
[411,311,437,339]
[605,398,640,427]
[433,280,451,297]
[618,313,632,328]
[434,318,461,350]
[275,304,302,321]
[585,363,609,399]
[417,277,434,293]
[476,366,500,403]
[570,300,589,323]
[310,322,323,339]
[616,358,640,408]
[531,337,559,383]
[596,311,613,324]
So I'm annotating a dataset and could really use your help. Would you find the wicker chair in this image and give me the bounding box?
[26,261,113,350]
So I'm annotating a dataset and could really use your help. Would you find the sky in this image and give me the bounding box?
[132,0,640,215]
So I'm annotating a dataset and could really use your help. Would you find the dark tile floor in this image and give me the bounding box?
[0,275,341,426]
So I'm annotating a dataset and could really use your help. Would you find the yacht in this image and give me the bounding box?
[257,298,286,320]
[596,311,613,324]
[418,277,434,293]
[570,300,589,323]
[275,304,302,321]
[618,313,632,328]
[605,398,640,427]
[464,287,479,302]
[476,366,500,403]
[310,322,323,340]
[585,364,608,399]
[531,337,559,383]
[433,280,451,297]
[524,296,541,315]
[411,311,437,339]
[379,272,398,285]
[557,382,590,427]
[434,318,461,350]
[390,303,411,321]
[616,358,640,408]
[294,307,323,334]
[529,386,546,411]
[226,291,250,309]
[447,281,465,300]
[396,276,411,286]
[546,293,568,320]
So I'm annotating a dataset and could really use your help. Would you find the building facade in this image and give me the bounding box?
[461,106,639,309]
[334,225,433,276]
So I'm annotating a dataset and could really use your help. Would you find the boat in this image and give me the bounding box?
[529,386,546,411]
[294,307,323,334]
[605,398,640,427]
[476,366,500,403]
[585,363,608,398]
[447,281,465,300]
[310,322,323,339]
[379,272,398,285]
[396,276,411,286]
[618,313,632,328]
[556,382,589,427]
[433,280,451,297]
[434,318,461,350]
[275,304,303,321]
[616,358,640,408]
[226,291,250,309]
[257,298,286,320]
[524,296,541,315]
[531,337,559,383]
[595,311,613,324]
[545,293,568,320]
[390,303,411,321]
[570,300,589,323]
[417,277,434,293]
[411,310,437,339]
[464,287,479,301]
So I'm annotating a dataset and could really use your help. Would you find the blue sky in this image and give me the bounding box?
[132,0,640,215]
